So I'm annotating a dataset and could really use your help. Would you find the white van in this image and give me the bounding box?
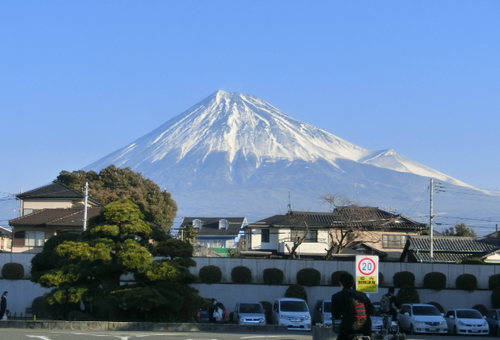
[272,298,311,331]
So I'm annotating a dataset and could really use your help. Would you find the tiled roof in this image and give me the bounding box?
[181,217,246,237]
[247,208,426,231]
[409,251,477,263]
[9,207,101,228]
[409,236,500,253]
[16,182,101,205]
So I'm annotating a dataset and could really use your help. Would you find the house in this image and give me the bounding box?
[179,217,247,253]
[243,208,427,260]
[8,182,101,253]
[400,235,500,263]
[0,226,12,252]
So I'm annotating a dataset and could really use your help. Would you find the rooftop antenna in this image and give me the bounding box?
[287,191,293,213]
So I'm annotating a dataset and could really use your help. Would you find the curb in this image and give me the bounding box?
[0,321,288,332]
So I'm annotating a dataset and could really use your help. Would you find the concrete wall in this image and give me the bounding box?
[190,257,500,289]
[0,279,50,317]
[192,283,492,318]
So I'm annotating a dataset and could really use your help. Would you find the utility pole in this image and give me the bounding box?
[429,179,434,263]
[83,182,89,231]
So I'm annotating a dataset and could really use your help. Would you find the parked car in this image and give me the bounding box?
[233,302,266,325]
[397,303,447,334]
[312,299,333,326]
[486,309,500,336]
[195,300,229,323]
[272,298,312,331]
[445,309,489,335]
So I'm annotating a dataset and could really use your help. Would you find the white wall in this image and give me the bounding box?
[0,279,50,317]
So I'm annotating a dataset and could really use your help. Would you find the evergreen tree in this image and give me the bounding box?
[443,223,477,237]
[56,165,177,232]
[31,199,203,321]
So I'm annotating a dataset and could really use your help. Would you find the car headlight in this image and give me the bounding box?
[280,315,288,320]
[239,317,244,323]
[483,321,488,326]
[304,315,310,320]
[259,317,266,323]
[440,321,446,325]
[415,321,425,325]
[458,321,465,326]
[325,315,332,320]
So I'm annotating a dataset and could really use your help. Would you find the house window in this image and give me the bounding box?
[26,231,45,247]
[382,234,407,248]
[13,231,25,247]
[219,219,227,230]
[261,229,270,243]
[292,230,318,243]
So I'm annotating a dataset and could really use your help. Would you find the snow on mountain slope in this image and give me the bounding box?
[87,90,463,185]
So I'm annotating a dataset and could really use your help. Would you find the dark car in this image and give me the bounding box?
[195,301,229,323]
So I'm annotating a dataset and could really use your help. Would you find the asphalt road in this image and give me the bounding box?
[0,329,495,340]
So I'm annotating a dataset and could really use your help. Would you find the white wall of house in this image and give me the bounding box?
[0,279,51,317]
[22,199,76,211]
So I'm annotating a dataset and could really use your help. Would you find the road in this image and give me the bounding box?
[0,329,495,340]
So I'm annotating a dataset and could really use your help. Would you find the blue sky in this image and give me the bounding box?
[1,1,499,213]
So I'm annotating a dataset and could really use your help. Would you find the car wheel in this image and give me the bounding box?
[496,326,500,337]
[409,324,414,335]
[453,325,458,335]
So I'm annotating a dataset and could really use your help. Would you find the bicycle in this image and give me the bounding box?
[372,314,405,340]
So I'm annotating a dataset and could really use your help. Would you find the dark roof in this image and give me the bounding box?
[9,207,101,228]
[247,208,426,231]
[401,235,500,263]
[0,227,12,237]
[16,182,101,206]
[181,217,246,237]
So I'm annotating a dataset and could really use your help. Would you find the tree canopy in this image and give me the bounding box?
[56,165,177,232]
[31,199,203,321]
[443,223,477,237]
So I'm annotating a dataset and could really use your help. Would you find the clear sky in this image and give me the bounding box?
[1,1,499,214]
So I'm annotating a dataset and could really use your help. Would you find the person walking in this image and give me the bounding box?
[380,287,400,321]
[331,273,375,340]
[0,291,8,320]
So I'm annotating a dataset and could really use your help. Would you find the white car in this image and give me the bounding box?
[272,298,312,331]
[445,309,489,336]
[398,303,447,334]
[233,302,267,325]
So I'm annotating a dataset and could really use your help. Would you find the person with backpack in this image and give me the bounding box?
[331,273,375,340]
[380,287,399,321]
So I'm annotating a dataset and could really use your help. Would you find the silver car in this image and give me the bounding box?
[233,302,266,325]
[486,309,500,336]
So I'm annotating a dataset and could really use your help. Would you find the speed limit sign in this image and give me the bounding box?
[355,255,378,293]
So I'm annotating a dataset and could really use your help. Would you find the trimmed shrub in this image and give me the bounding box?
[231,266,252,284]
[379,272,384,286]
[260,300,272,324]
[393,271,415,288]
[198,265,222,284]
[297,268,321,287]
[331,271,349,286]
[396,285,420,305]
[285,284,307,302]
[492,287,500,309]
[263,268,284,285]
[423,272,447,291]
[1,262,24,280]
[472,304,488,316]
[456,273,478,292]
[489,274,500,290]
[427,301,444,314]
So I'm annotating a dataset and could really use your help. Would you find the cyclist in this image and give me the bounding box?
[380,287,399,323]
[331,273,375,340]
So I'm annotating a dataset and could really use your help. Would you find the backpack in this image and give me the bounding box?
[348,295,368,331]
[380,293,392,312]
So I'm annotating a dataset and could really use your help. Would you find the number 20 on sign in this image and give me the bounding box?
[355,255,378,293]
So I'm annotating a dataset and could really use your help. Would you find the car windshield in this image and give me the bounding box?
[281,301,308,312]
[323,301,331,313]
[239,303,264,313]
[457,310,482,319]
[413,306,440,316]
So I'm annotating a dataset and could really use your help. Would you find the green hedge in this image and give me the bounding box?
[423,272,446,291]
[1,262,24,280]
[231,266,252,284]
[396,285,420,305]
[297,268,321,286]
[456,273,477,292]
[263,268,284,285]
[285,284,307,302]
[492,287,500,309]
[489,274,500,290]
[393,271,415,288]
[198,265,222,284]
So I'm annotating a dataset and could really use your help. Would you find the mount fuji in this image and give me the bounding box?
[85,90,493,230]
